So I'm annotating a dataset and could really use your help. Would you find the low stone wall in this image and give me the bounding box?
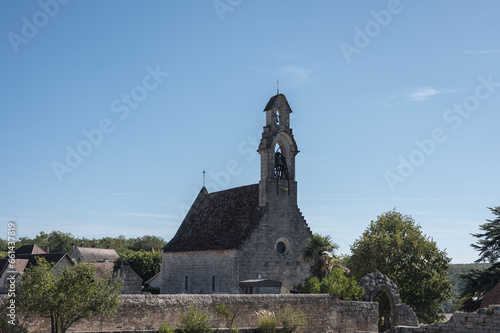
[389,305,500,333]
[4,294,379,333]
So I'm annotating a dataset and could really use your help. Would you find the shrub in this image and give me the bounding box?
[295,267,365,301]
[277,305,305,333]
[216,304,238,333]
[178,306,213,333]
[256,310,277,333]
[0,317,28,333]
[158,322,175,333]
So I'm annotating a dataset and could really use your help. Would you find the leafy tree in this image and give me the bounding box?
[347,210,452,324]
[458,206,500,311]
[295,267,365,300]
[47,231,75,253]
[301,234,339,279]
[276,304,305,333]
[0,231,166,256]
[15,258,122,333]
[216,304,238,333]
[113,249,162,283]
[129,235,166,251]
[443,263,490,312]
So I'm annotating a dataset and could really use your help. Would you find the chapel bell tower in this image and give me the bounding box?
[258,93,299,207]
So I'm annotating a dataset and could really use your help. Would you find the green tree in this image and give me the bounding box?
[295,267,365,300]
[15,258,122,333]
[347,210,452,324]
[301,234,339,279]
[129,235,166,251]
[216,304,238,333]
[458,206,500,311]
[113,249,162,283]
[276,304,305,333]
[47,231,76,253]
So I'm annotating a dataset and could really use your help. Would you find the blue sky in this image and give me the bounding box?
[1,0,499,263]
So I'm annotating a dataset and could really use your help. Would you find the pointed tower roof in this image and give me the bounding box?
[263,93,293,112]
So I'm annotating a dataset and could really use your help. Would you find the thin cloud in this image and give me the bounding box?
[280,65,312,88]
[407,87,441,101]
[464,50,500,55]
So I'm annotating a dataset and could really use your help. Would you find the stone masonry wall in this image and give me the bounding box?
[388,305,500,333]
[161,250,238,294]
[238,196,312,293]
[6,294,379,333]
[240,180,312,293]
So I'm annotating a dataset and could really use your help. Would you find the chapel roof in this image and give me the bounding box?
[163,184,261,252]
[263,93,292,112]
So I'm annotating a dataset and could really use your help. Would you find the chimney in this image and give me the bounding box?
[71,243,75,252]
[45,246,50,253]
[92,244,96,248]
[106,245,110,249]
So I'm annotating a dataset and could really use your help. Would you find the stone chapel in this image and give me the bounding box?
[161,93,313,294]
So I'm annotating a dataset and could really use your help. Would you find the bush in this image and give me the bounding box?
[0,317,28,333]
[216,304,238,333]
[295,267,365,301]
[277,305,305,333]
[158,322,175,333]
[256,310,277,333]
[178,306,213,333]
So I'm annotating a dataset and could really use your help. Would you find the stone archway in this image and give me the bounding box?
[359,273,418,330]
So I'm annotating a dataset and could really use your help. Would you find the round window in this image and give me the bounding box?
[276,241,286,254]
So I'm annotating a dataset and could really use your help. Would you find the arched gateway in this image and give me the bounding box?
[359,273,418,330]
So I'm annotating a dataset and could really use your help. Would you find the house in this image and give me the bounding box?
[481,281,500,308]
[69,246,119,263]
[145,272,161,289]
[69,246,144,294]
[0,245,74,293]
[118,265,143,294]
[161,93,313,294]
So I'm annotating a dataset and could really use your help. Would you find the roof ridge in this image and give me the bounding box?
[207,183,258,195]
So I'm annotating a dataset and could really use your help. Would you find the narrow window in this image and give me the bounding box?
[212,276,216,292]
[185,276,188,291]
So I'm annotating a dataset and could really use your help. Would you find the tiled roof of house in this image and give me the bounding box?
[14,244,46,255]
[15,253,70,268]
[73,247,119,263]
[482,281,500,308]
[163,184,262,252]
[145,272,160,284]
[90,262,115,279]
[0,253,71,277]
